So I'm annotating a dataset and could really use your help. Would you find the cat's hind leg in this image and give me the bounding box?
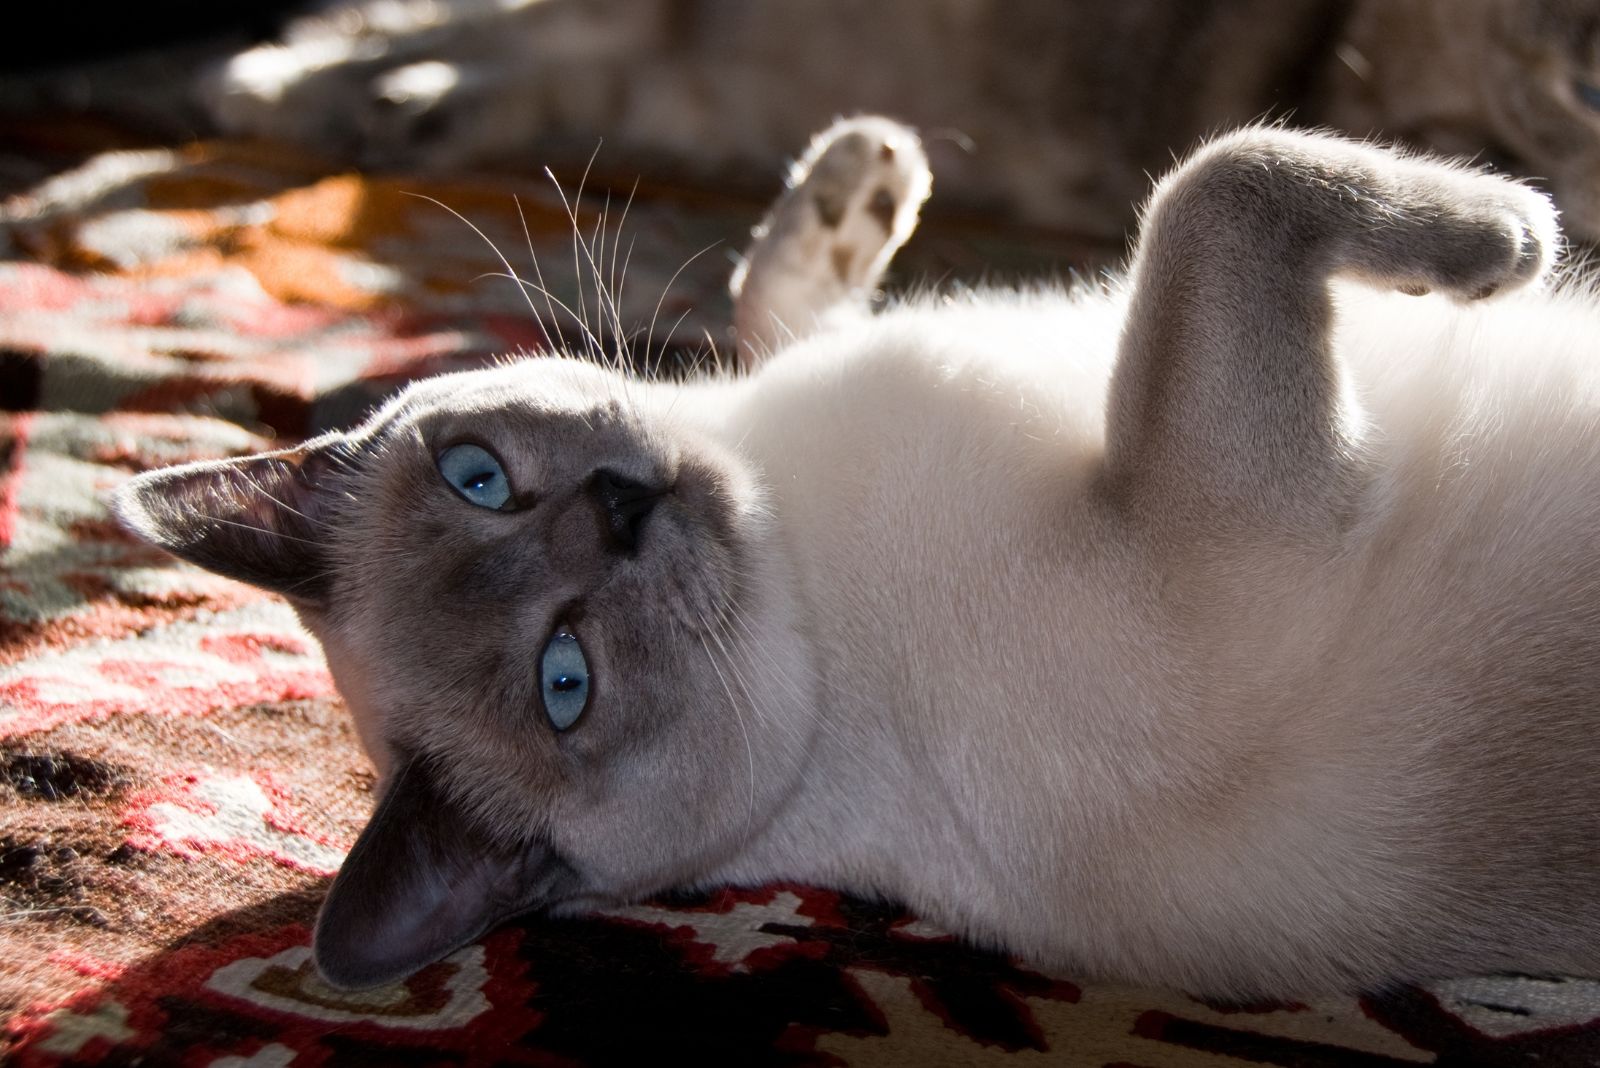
[732,116,930,370]
[1102,127,1559,536]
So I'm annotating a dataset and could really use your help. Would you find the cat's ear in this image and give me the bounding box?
[313,757,569,990]
[111,437,352,605]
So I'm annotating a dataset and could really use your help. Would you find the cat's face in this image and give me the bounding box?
[114,355,818,987]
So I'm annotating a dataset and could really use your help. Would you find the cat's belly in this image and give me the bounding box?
[715,284,1600,994]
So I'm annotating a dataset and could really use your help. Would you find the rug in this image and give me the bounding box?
[3,131,1600,1067]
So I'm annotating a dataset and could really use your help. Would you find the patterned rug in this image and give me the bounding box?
[3,131,1600,1066]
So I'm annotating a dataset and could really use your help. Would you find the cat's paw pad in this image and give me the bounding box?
[786,116,931,289]
[733,117,930,366]
[1387,173,1558,303]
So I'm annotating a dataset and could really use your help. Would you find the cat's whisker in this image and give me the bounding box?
[567,151,608,358]
[702,605,765,729]
[609,179,642,370]
[475,271,607,364]
[594,188,610,325]
[587,192,616,371]
[278,571,330,597]
[544,167,624,396]
[700,586,806,744]
[544,162,637,399]
[621,237,645,372]
[543,155,615,374]
[713,604,863,807]
[717,624,807,753]
[594,190,633,366]
[657,359,693,423]
[515,195,575,359]
[769,312,801,349]
[401,192,549,344]
[658,305,697,373]
[650,324,705,425]
[552,159,595,366]
[661,339,720,420]
[643,240,723,382]
[697,589,799,761]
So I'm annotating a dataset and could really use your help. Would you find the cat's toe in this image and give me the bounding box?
[791,116,931,288]
[733,116,931,367]
[1421,180,1559,303]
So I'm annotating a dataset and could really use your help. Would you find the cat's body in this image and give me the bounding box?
[718,284,1600,995]
[117,119,1600,997]
[210,0,1600,241]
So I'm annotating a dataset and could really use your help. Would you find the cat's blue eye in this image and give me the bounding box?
[437,443,512,510]
[539,627,590,731]
[1575,80,1600,111]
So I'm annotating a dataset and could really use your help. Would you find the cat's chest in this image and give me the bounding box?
[729,341,1107,716]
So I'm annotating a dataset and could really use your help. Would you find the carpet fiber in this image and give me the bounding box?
[3,134,1599,1066]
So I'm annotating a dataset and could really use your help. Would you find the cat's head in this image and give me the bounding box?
[113,355,818,988]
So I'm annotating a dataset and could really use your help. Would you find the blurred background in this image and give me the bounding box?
[0,0,1124,418]
[5,0,1595,404]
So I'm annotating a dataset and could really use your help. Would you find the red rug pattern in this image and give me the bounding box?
[2,139,1598,1066]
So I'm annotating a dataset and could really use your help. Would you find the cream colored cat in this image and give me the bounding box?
[115,118,1600,997]
[206,0,1600,241]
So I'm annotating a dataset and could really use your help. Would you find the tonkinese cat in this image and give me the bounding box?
[116,118,1600,997]
[207,0,1600,243]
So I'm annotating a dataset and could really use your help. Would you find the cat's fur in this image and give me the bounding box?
[115,118,1600,997]
[207,0,1600,242]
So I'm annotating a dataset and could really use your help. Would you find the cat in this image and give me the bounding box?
[205,0,1600,243]
[114,116,1600,998]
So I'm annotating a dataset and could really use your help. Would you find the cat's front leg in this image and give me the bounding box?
[731,116,930,370]
[1101,127,1558,535]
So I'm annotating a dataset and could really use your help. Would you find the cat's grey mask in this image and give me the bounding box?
[112,358,797,988]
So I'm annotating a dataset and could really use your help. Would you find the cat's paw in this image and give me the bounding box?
[732,116,931,367]
[1150,129,1562,307]
[788,115,931,289]
[1383,175,1556,302]
[1111,127,1566,531]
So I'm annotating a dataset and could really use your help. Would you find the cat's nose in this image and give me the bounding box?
[589,469,669,552]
